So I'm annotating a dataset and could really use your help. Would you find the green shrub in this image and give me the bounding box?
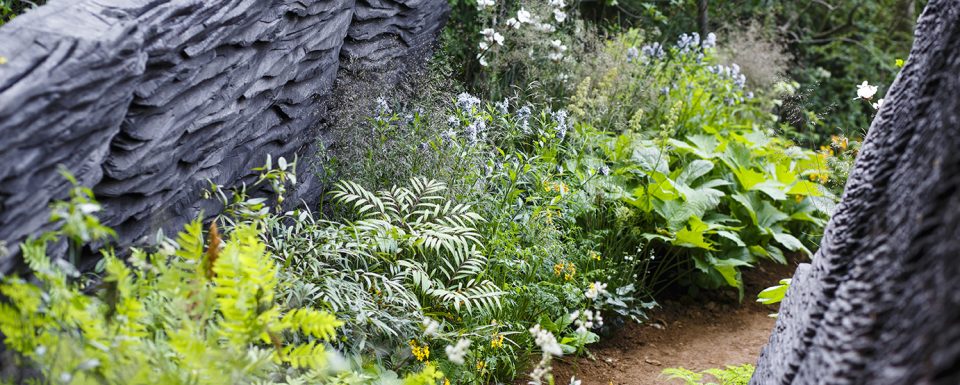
[0,173,447,385]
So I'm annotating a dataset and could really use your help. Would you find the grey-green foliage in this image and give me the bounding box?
[269,178,503,355]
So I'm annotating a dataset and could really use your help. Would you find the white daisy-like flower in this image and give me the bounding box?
[553,9,567,23]
[517,8,533,23]
[584,281,608,299]
[857,81,879,100]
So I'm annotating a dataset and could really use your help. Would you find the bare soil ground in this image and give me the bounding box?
[550,261,798,385]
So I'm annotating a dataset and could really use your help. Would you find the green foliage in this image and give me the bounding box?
[565,32,834,295]
[602,0,918,144]
[0,173,453,385]
[662,364,755,385]
[2,222,339,383]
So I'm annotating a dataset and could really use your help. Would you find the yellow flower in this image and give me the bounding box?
[589,250,601,261]
[831,135,848,151]
[490,333,505,349]
[409,340,430,362]
[553,263,565,276]
[476,361,486,372]
[445,379,451,385]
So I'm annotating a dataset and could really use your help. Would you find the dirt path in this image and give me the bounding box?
[552,263,796,385]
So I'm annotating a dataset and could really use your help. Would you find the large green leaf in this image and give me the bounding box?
[673,217,716,250]
[772,231,812,257]
[676,159,715,185]
[757,202,789,229]
[632,143,670,174]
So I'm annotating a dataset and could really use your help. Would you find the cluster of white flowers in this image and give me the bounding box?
[517,104,533,134]
[584,281,608,300]
[456,92,481,111]
[677,32,701,53]
[550,0,568,23]
[445,338,472,365]
[479,28,505,50]
[465,117,487,145]
[706,63,747,88]
[527,324,563,385]
[422,317,441,337]
[373,96,392,123]
[476,0,495,10]
[495,98,510,114]
[477,27,504,65]
[702,32,718,49]
[529,324,563,356]
[642,42,666,59]
[552,109,570,140]
[570,309,604,334]
[548,39,568,61]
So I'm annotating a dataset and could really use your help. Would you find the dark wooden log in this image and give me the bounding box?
[752,1,960,384]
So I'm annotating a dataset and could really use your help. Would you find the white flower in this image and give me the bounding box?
[872,98,884,110]
[422,317,441,337]
[506,17,520,29]
[476,0,495,10]
[480,28,504,47]
[533,22,556,33]
[585,282,608,299]
[445,339,472,365]
[529,324,563,357]
[569,376,582,385]
[703,32,717,49]
[549,0,566,7]
[517,8,533,24]
[478,53,489,67]
[553,9,567,23]
[857,81,879,100]
[494,32,505,45]
[479,41,490,50]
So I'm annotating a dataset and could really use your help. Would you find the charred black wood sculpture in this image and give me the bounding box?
[752,1,960,384]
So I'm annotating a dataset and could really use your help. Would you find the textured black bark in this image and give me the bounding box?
[0,0,449,271]
[752,1,960,384]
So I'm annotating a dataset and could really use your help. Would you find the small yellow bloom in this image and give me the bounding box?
[589,250,601,261]
[445,379,451,385]
[490,333,505,349]
[409,340,430,362]
[476,361,486,372]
